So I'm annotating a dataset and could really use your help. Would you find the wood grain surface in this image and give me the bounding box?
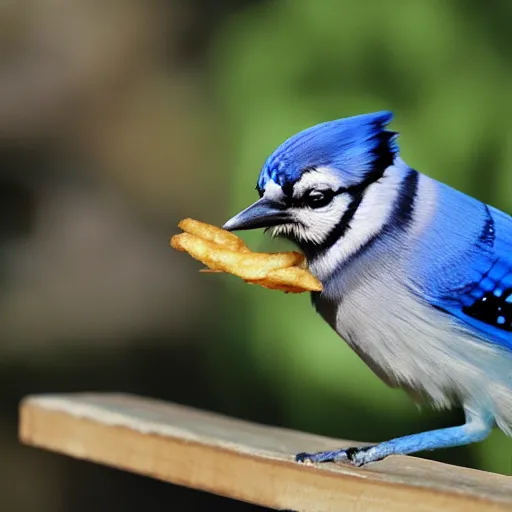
[19,393,512,511]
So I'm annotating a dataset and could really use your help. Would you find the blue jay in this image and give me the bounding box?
[222,111,512,467]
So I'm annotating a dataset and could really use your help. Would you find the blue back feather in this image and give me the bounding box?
[409,181,512,349]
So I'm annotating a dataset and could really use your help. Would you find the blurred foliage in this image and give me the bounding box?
[210,0,512,474]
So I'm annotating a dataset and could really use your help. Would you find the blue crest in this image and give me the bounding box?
[257,111,398,191]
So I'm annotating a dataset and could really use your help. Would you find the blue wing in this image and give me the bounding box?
[436,250,512,347]
[408,181,512,350]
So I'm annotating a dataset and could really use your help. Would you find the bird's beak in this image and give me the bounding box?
[222,198,291,231]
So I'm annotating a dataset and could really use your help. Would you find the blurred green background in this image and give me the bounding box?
[1,0,511,510]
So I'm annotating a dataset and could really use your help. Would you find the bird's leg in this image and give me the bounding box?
[296,407,493,466]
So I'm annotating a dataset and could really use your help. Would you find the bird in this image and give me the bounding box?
[221,110,512,467]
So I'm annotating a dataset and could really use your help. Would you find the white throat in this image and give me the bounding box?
[309,165,406,280]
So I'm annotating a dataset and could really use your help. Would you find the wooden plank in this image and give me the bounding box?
[19,393,512,512]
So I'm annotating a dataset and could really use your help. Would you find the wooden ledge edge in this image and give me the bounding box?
[19,393,512,512]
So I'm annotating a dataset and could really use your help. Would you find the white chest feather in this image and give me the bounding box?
[316,261,512,435]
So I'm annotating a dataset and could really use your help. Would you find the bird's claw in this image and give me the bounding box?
[295,446,372,466]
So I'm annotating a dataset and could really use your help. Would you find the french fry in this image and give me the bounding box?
[254,267,323,292]
[178,218,249,252]
[170,219,323,293]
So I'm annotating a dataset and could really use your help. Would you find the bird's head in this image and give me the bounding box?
[223,111,399,255]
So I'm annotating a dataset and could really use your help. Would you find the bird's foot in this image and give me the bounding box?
[295,446,375,467]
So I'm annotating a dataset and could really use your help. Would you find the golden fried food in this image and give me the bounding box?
[170,218,322,293]
[177,218,249,253]
[248,267,325,293]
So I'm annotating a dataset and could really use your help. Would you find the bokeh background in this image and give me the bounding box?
[2,0,512,510]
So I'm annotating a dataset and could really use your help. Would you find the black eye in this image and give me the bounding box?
[304,189,334,209]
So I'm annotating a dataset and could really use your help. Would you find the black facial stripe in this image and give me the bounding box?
[286,186,345,208]
[390,168,419,227]
[301,164,391,260]
[313,169,419,270]
[282,181,295,200]
[343,169,419,264]
[310,190,363,251]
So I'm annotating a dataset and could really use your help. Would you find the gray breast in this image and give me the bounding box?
[312,285,402,389]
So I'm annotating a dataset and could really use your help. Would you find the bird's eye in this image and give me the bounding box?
[304,189,334,209]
